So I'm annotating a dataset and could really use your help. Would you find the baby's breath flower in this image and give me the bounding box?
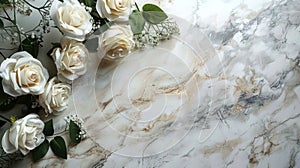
[133,18,180,48]
[64,114,87,139]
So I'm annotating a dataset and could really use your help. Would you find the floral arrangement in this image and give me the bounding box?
[0,0,179,166]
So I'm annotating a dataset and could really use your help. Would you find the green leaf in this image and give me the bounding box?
[50,136,67,159]
[19,37,39,58]
[47,43,61,57]
[78,0,93,7]
[51,42,61,48]
[43,119,54,136]
[32,139,50,162]
[69,120,81,144]
[0,19,4,29]
[142,4,168,24]
[129,11,145,35]
[142,4,165,12]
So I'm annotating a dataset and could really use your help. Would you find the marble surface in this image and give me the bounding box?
[13,0,300,167]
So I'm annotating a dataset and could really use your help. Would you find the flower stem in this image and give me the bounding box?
[0,114,11,123]
[13,0,16,23]
[135,2,140,12]
[12,0,23,48]
[0,51,7,59]
[23,0,42,10]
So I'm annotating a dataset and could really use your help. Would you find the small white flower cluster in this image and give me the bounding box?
[134,19,180,48]
[9,0,32,16]
[64,114,87,139]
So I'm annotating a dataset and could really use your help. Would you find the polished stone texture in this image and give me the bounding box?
[13,0,300,167]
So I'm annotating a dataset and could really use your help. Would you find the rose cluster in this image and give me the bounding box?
[0,51,72,155]
[96,0,135,60]
[0,0,135,157]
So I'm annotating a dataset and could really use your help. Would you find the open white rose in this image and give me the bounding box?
[39,77,71,115]
[1,114,45,155]
[52,39,88,83]
[96,0,131,22]
[0,51,49,97]
[50,0,93,41]
[98,24,135,60]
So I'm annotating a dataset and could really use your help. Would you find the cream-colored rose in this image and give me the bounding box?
[98,24,135,60]
[52,39,88,83]
[0,51,49,97]
[50,0,93,41]
[1,114,45,155]
[39,77,71,115]
[96,0,131,22]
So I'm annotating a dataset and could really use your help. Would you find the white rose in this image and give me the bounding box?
[0,51,49,97]
[39,77,71,115]
[1,114,45,155]
[98,24,135,60]
[52,39,88,83]
[50,0,93,41]
[96,0,131,22]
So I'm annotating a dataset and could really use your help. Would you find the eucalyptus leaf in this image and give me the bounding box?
[79,0,93,7]
[32,139,49,162]
[142,4,168,24]
[43,119,54,136]
[142,11,168,24]
[69,120,81,144]
[0,19,4,29]
[129,11,145,35]
[50,136,67,159]
[142,4,165,12]
[19,37,39,58]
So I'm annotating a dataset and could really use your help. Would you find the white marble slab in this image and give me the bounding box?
[12,0,300,167]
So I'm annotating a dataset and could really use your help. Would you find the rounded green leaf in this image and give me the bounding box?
[78,0,93,7]
[43,119,54,136]
[19,37,39,58]
[129,11,145,35]
[32,139,50,162]
[69,120,81,144]
[50,136,67,159]
[142,4,168,24]
[142,4,164,12]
